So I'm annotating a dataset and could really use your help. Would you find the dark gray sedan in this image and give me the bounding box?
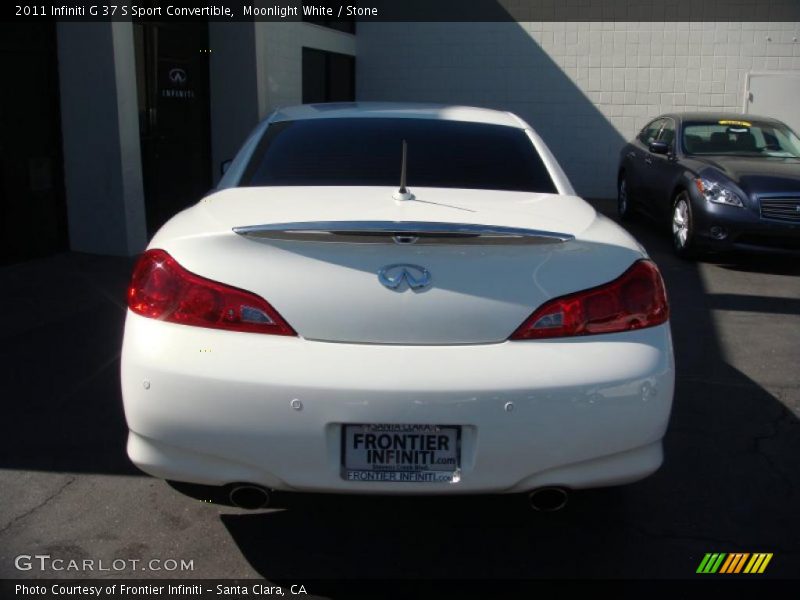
[617,112,800,258]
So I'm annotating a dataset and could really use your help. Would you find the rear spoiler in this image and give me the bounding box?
[232,221,574,245]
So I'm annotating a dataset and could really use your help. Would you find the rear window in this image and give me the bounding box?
[240,118,557,193]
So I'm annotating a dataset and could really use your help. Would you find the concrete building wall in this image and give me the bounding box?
[56,21,147,256]
[209,22,261,185]
[257,22,356,112]
[357,21,800,198]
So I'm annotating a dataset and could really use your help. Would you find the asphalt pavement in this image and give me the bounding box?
[1,199,798,584]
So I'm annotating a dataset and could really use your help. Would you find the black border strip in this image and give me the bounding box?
[6,0,800,23]
[2,578,797,599]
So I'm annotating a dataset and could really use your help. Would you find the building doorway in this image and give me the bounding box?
[302,47,356,104]
[134,22,212,235]
[0,23,67,265]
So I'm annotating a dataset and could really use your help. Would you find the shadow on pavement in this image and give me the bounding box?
[0,253,139,476]
[704,293,800,316]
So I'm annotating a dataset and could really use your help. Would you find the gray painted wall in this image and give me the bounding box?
[357,21,800,198]
[209,22,262,186]
[57,22,147,256]
[257,22,357,112]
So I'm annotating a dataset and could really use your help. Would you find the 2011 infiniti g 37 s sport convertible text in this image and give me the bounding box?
[121,103,674,507]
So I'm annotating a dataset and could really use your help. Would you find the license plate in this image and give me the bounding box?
[341,424,461,483]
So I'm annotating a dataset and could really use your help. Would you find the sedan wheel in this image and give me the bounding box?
[671,192,696,259]
[617,176,633,221]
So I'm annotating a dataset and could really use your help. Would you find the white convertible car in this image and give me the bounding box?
[121,103,674,511]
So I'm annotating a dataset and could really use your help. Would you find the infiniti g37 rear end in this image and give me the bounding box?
[121,103,675,496]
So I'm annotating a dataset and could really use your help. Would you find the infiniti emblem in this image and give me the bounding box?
[169,68,187,85]
[378,264,432,291]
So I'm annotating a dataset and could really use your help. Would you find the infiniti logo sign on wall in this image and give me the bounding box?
[168,68,187,84]
[378,264,432,291]
[162,66,195,99]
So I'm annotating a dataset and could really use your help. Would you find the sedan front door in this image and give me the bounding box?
[626,118,664,216]
[641,118,680,220]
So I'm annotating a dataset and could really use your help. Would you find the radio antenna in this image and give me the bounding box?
[393,139,415,201]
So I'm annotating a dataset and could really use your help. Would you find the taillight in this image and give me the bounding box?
[127,249,296,336]
[509,259,669,340]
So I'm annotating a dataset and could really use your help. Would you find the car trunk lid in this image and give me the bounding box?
[154,186,644,344]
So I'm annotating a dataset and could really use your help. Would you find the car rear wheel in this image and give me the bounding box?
[617,175,634,221]
[672,191,697,259]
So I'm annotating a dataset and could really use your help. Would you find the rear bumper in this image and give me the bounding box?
[121,313,675,494]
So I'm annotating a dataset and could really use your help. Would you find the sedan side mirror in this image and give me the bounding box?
[649,140,671,155]
[220,159,233,175]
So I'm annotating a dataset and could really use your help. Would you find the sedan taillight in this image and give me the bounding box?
[509,259,669,340]
[127,249,296,336]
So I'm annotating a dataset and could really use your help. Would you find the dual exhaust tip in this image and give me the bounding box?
[528,487,569,512]
[228,484,271,510]
[228,484,568,512]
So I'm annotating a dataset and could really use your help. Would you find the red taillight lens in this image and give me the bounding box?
[509,260,669,340]
[127,249,296,336]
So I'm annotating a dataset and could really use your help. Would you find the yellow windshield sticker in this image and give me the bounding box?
[719,120,751,127]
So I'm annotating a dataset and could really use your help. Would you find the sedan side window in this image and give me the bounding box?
[658,120,676,149]
[638,119,664,145]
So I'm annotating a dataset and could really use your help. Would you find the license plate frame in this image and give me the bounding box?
[341,423,461,483]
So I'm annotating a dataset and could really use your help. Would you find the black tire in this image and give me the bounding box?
[671,191,698,259]
[617,174,634,222]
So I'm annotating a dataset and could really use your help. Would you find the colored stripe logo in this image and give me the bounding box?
[697,553,773,574]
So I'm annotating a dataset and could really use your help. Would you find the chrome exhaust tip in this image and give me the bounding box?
[528,487,569,512]
[229,485,271,510]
